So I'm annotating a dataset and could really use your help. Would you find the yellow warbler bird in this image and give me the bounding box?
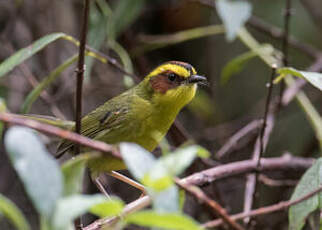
[45,61,207,174]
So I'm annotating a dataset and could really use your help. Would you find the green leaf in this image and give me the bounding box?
[110,41,135,88]
[0,98,6,113]
[4,127,62,218]
[289,158,322,230]
[143,145,209,190]
[221,51,257,85]
[120,142,156,181]
[0,98,6,137]
[90,197,124,218]
[142,175,173,191]
[151,185,179,213]
[215,0,252,41]
[52,194,113,229]
[0,194,31,230]
[221,45,275,85]
[61,153,98,196]
[154,145,209,177]
[276,67,322,91]
[21,54,78,113]
[0,33,66,77]
[179,189,186,212]
[125,210,203,230]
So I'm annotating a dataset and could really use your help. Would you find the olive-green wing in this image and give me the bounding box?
[56,102,129,157]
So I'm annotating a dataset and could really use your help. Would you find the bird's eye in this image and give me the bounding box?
[168,73,176,82]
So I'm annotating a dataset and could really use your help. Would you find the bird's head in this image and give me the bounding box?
[143,61,207,108]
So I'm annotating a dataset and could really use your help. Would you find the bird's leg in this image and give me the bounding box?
[91,175,111,198]
[109,171,146,197]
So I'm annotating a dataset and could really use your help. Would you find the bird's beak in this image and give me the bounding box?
[187,75,208,85]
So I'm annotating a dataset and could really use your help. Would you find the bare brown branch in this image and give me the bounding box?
[248,16,321,59]
[182,154,313,186]
[0,112,121,158]
[216,119,261,159]
[203,186,322,228]
[175,178,245,230]
[258,174,297,187]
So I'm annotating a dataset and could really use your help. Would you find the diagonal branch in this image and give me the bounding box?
[203,185,322,228]
[175,178,245,230]
[216,119,261,159]
[0,112,121,158]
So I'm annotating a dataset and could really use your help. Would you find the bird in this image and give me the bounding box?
[25,61,207,189]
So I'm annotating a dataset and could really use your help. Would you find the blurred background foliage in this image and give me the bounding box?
[0,0,321,229]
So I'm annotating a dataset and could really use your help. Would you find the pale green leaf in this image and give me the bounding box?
[276,67,322,91]
[154,145,209,177]
[215,0,252,41]
[125,210,203,230]
[289,158,322,230]
[0,194,31,230]
[61,153,99,196]
[120,142,156,181]
[52,194,111,230]
[0,33,66,77]
[221,45,275,84]
[151,185,179,213]
[90,197,124,217]
[221,51,257,85]
[0,98,6,137]
[5,127,62,218]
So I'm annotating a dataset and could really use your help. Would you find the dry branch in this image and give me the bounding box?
[0,112,121,158]
[175,179,245,230]
[203,185,322,228]
[216,119,261,159]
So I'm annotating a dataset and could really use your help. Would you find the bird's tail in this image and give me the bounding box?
[19,114,75,130]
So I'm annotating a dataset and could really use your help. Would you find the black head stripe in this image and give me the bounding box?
[167,61,193,75]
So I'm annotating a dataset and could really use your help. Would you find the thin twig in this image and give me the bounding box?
[84,45,139,81]
[243,98,275,224]
[75,0,90,156]
[244,0,292,222]
[258,174,297,187]
[282,0,291,67]
[278,0,292,110]
[5,42,66,119]
[83,196,152,230]
[203,186,322,228]
[175,178,245,230]
[258,68,276,166]
[216,119,261,159]
[182,153,313,186]
[248,16,321,59]
[74,1,90,228]
[0,112,121,158]
[84,154,314,230]
[19,64,66,119]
